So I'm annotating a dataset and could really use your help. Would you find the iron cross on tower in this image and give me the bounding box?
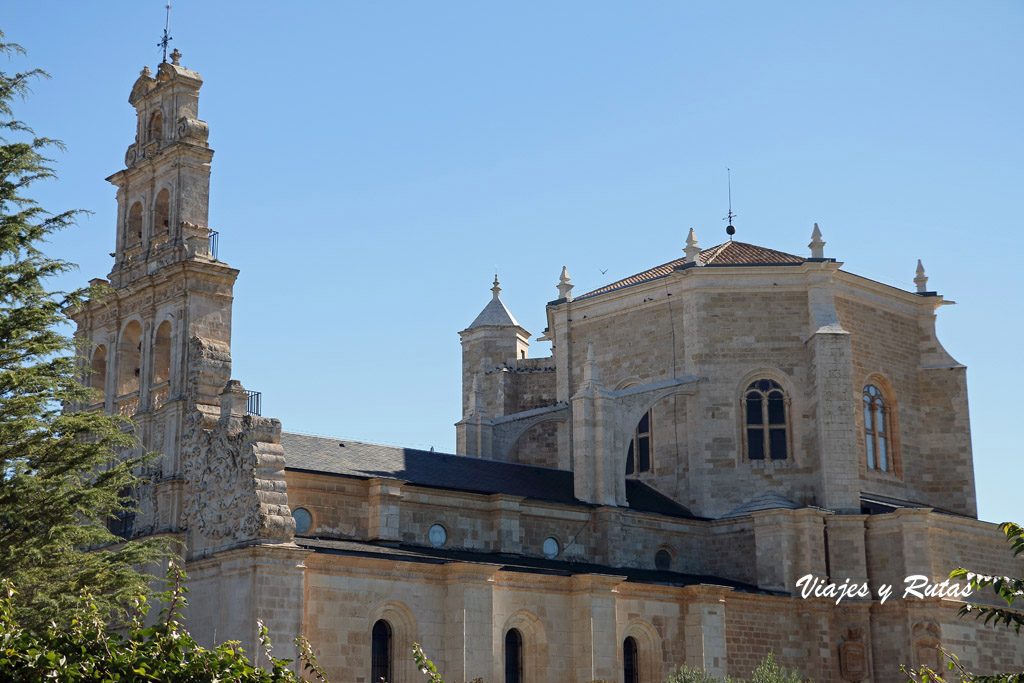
[158,2,173,63]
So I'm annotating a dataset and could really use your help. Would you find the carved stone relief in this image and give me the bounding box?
[180,338,294,547]
[838,628,867,682]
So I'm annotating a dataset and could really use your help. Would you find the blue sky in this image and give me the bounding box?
[4,2,1021,524]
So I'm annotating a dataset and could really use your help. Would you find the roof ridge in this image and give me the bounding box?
[576,239,807,300]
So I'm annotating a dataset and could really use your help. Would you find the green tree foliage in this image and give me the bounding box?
[951,522,1024,634]
[0,564,329,681]
[902,522,1023,683]
[0,31,167,631]
[665,652,804,683]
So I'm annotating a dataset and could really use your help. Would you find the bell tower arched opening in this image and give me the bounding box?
[152,321,172,409]
[90,344,107,405]
[154,188,170,234]
[116,321,142,414]
[126,202,143,250]
[147,110,163,143]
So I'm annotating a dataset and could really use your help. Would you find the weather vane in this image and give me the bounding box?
[723,168,737,240]
[157,2,173,64]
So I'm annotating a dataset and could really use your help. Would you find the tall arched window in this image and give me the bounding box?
[90,344,107,404]
[505,628,523,683]
[623,636,639,683]
[154,188,170,233]
[742,379,789,460]
[863,384,890,472]
[152,322,172,409]
[625,409,652,475]
[371,619,392,683]
[127,202,143,247]
[117,321,142,398]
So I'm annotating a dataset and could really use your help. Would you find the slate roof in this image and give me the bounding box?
[297,537,772,594]
[467,291,522,329]
[720,491,803,519]
[577,241,806,300]
[281,432,697,519]
[859,493,969,518]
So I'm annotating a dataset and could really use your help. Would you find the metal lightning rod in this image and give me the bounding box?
[158,2,173,64]
[724,168,737,240]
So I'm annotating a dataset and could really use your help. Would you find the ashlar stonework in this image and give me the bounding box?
[70,57,1023,683]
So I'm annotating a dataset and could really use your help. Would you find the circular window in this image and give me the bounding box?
[428,523,448,548]
[654,548,672,571]
[542,537,560,559]
[292,507,312,534]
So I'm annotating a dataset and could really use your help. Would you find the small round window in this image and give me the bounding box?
[428,523,447,548]
[292,507,312,534]
[654,548,672,571]
[542,537,560,559]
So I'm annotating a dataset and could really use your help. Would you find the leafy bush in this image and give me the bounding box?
[0,564,328,682]
[666,652,805,683]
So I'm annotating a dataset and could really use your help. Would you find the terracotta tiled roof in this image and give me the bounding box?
[576,241,806,300]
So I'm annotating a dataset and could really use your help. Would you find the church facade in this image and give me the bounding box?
[71,56,1023,683]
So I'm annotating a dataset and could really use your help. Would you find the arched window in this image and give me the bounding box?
[625,409,652,475]
[153,321,171,385]
[742,379,789,460]
[623,636,639,683]
[654,548,672,571]
[90,344,107,404]
[148,110,163,142]
[127,202,143,247]
[863,384,891,472]
[505,628,523,683]
[371,619,392,683]
[117,321,142,399]
[154,188,170,233]
[152,322,172,409]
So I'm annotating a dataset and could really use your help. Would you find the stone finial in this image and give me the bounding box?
[583,342,599,384]
[914,259,928,293]
[219,379,249,418]
[557,265,574,301]
[684,228,703,265]
[140,66,152,77]
[170,48,182,66]
[491,275,501,299]
[809,223,825,259]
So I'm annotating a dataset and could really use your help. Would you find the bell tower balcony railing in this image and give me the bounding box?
[152,382,170,410]
[115,392,140,417]
[245,390,261,416]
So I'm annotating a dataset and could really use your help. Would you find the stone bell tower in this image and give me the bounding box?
[70,51,303,661]
[69,51,244,540]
